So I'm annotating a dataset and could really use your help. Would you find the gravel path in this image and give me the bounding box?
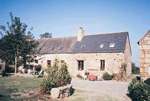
[71,78,131,101]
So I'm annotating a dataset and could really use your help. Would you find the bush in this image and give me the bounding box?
[40,58,72,94]
[24,68,28,74]
[77,74,83,79]
[103,72,113,80]
[128,78,150,101]
[19,70,23,73]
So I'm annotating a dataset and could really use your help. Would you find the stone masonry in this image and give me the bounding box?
[34,27,132,77]
[138,30,150,77]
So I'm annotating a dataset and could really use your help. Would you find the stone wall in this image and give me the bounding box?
[37,52,126,76]
[139,33,150,77]
[124,35,132,76]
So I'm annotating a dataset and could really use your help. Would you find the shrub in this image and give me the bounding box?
[24,68,28,74]
[103,72,112,80]
[19,70,23,73]
[128,78,150,101]
[40,58,72,94]
[58,63,72,85]
[77,74,83,79]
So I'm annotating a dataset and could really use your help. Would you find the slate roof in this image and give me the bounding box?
[72,32,128,53]
[36,36,77,54]
[36,31,129,54]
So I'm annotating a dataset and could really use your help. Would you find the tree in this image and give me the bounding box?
[0,12,38,73]
[40,32,52,39]
[20,29,39,69]
[132,62,140,74]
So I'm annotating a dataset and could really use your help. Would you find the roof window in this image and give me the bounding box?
[109,43,115,48]
[58,46,63,50]
[81,45,85,49]
[51,46,54,50]
[38,47,42,50]
[100,44,104,48]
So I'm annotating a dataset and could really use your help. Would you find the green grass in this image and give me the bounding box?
[0,77,43,100]
[69,97,85,101]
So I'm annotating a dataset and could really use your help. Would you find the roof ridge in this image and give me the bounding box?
[36,36,77,40]
[85,31,128,36]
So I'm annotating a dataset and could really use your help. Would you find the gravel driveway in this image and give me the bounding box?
[71,78,131,101]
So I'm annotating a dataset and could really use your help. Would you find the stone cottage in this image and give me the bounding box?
[138,30,150,77]
[34,27,132,76]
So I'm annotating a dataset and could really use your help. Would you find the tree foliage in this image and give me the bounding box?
[0,12,39,73]
[128,78,150,101]
[40,32,52,39]
[132,62,140,74]
[40,58,72,94]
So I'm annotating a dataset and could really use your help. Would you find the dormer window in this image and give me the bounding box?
[81,45,85,49]
[58,46,63,50]
[100,44,104,48]
[51,46,54,50]
[109,43,115,48]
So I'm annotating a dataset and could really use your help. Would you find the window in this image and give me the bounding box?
[78,60,84,70]
[47,60,51,67]
[109,43,115,48]
[100,44,104,48]
[81,45,85,49]
[51,46,54,50]
[35,60,38,63]
[58,46,63,50]
[61,60,65,63]
[100,60,105,70]
[38,47,42,50]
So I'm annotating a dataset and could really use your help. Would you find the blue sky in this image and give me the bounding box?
[0,0,150,67]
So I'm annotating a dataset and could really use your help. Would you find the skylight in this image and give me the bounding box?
[109,43,115,48]
[100,44,104,48]
[38,47,42,50]
[58,46,63,50]
[51,46,54,50]
[81,45,85,49]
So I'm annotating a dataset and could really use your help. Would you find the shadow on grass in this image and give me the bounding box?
[0,84,19,101]
[70,88,75,96]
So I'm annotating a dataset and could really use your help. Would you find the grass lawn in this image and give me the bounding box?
[0,77,120,101]
[0,77,43,101]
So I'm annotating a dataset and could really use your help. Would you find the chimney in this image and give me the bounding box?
[77,27,84,41]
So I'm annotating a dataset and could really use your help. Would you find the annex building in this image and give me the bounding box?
[138,30,150,77]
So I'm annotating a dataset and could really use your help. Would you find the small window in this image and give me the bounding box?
[81,45,85,49]
[61,60,65,63]
[47,60,51,67]
[58,46,63,50]
[38,47,42,50]
[109,43,115,48]
[51,46,54,50]
[100,44,104,48]
[100,60,105,70]
[35,60,38,64]
[78,60,84,70]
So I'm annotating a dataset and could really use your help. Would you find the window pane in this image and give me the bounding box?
[78,60,84,70]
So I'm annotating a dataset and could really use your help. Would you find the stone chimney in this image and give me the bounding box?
[77,27,84,41]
